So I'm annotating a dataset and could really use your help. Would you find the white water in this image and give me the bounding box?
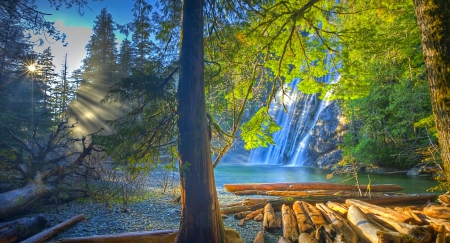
[248,57,339,166]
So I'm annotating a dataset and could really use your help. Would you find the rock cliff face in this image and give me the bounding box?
[305,101,343,167]
[246,86,343,166]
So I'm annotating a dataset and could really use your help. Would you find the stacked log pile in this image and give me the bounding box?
[223,198,450,242]
[221,182,449,243]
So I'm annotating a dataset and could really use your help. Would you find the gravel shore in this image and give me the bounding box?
[20,171,282,243]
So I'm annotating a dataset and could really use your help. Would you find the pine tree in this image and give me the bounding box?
[69,8,121,135]
[82,8,117,87]
[131,0,154,69]
[117,38,134,79]
[37,47,58,110]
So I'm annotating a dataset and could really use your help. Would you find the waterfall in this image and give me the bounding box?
[247,72,339,166]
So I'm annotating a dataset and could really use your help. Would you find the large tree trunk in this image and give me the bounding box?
[0,215,48,243]
[414,0,450,186]
[175,0,227,242]
[0,173,49,219]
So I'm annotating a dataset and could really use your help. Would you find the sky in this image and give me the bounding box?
[32,0,135,75]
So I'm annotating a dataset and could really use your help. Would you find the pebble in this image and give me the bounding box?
[19,171,282,243]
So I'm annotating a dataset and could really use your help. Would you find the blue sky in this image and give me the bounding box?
[33,0,135,74]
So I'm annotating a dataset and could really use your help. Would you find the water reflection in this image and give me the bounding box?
[214,164,439,194]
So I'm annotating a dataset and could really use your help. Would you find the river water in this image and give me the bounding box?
[214,163,439,194]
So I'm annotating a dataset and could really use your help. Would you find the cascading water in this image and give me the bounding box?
[247,64,339,166]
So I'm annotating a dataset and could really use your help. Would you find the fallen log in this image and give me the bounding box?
[277,237,292,243]
[21,214,85,243]
[298,233,319,243]
[54,229,245,243]
[281,204,298,242]
[53,230,178,243]
[370,214,432,243]
[234,190,268,196]
[436,225,446,243]
[316,203,358,243]
[221,205,252,215]
[394,206,423,225]
[223,182,403,192]
[263,203,277,232]
[238,208,264,226]
[0,173,50,219]
[423,205,450,220]
[242,198,271,207]
[234,211,253,219]
[254,213,264,221]
[292,201,314,234]
[326,201,348,216]
[0,214,48,243]
[300,201,327,227]
[220,194,437,216]
[345,199,413,223]
[314,225,333,243]
[253,230,265,243]
[347,205,414,243]
[438,194,450,205]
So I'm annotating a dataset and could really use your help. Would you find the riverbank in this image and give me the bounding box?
[9,165,441,243]
[14,171,283,243]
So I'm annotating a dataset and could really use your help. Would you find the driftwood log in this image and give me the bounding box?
[21,214,85,243]
[314,225,333,243]
[326,201,348,216]
[369,214,431,243]
[292,201,314,234]
[316,203,358,243]
[298,233,319,243]
[300,201,327,228]
[223,182,403,192]
[54,229,244,243]
[253,230,264,243]
[238,208,264,226]
[0,214,48,243]
[281,204,298,242]
[395,206,423,224]
[423,205,450,220]
[263,203,277,232]
[347,205,414,243]
[346,199,413,223]
[277,236,292,243]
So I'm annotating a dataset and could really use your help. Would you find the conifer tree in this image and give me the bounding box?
[69,8,119,135]
[37,47,58,110]
[131,0,154,69]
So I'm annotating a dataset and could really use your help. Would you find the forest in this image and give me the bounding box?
[0,0,450,242]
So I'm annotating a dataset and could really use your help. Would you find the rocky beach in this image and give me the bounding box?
[10,171,281,243]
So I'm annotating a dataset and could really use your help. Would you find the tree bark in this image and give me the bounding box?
[369,214,432,243]
[0,215,48,243]
[53,230,178,243]
[423,205,450,220]
[263,203,277,232]
[345,199,413,223]
[316,203,358,243]
[292,201,314,234]
[175,0,227,242]
[281,204,298,242]
[0,173,49,219]
[347,206,414,243]
[21,214,85,243]
[414,0,450,186]
[253,230,265,243]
